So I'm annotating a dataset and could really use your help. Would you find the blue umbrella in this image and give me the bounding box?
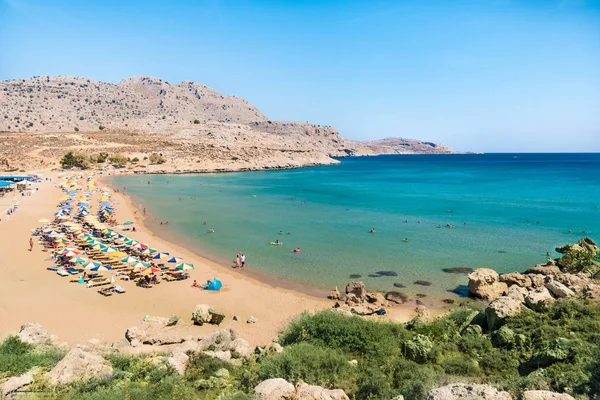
[153,252,170,259]
[167,256,183,263]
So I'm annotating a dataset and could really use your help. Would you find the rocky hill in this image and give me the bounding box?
[0,76,455,172]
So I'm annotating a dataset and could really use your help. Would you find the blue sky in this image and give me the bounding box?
[1,0,599,152]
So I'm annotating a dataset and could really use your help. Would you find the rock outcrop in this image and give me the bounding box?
[253,379,349,400]
[0,368,38,396]
[192,304,225,326]
[522,390,575,400]
[486,295,523,329]
[427,383,511,400]
[468,269,507,300]
[17,322,52,345]
[47,348,113,386]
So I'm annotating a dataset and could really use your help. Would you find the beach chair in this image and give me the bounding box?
[87,278,110,288]
[47,265,60,271]
[114,286,126,294]
[67,267,79,275]
[98,286,115,296]
[56,269,69,277]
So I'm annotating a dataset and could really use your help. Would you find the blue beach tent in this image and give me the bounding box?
[205,278,222,291]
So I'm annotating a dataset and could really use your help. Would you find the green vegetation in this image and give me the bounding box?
[107,153,128,167]
[560,247,600,276]
[94,153,108,163]
[59,152,90,169]
[0,336,64,379]
[3,300,599,399]
[149,153,166,164]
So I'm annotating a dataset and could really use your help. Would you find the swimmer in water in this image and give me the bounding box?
[402,238,409,242]
[279,231,283,235]
[370,228,375,233]
[203,221,207,225]
[275,239,280,244]
[437,225,442,228]
[208,229,214,233]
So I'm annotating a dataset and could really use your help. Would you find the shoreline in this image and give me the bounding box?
[101,174,456,311]
[0,168,420,348]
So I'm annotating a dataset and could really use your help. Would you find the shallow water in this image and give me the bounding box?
[109,153,600,299]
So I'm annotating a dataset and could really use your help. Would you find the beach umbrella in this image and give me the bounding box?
[62,250,80,258]
[121,256,139,263]
[148,248,159,254]
[167,257,183,263]
[92,244,108,250]
[101,247,117,253]
[71,257,87,264]
[53,238,70,243]
[83,261,102,269]
[152,252,170,260]
[140,266,161,275]
[91,265,112,272]
[53,242,67,248]
[131,262,151,269]
[38,218,50,223]
[175,263,194,271]
[108,251,128,258]
[139,249,152,255]
[205,278,222,291]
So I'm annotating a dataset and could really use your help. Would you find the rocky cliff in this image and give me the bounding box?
[0,75,455,172]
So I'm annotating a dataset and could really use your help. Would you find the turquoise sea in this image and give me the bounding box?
[109,154,600,299]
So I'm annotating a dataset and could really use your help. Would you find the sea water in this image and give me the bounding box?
[109,154,600,299]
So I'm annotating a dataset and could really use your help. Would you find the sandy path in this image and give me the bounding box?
[0,170,416,347]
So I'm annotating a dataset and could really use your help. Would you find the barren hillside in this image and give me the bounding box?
[0,75,455,172]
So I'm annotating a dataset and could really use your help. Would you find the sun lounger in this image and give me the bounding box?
[56,269,69,277]
[87,278,110,288]
[114,286,126,294]
[47,265,60,271]
[98,286,114,296]
[67,267,79,275]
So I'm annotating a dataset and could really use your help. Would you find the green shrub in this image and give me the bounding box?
[0,336,64,378]
[108,153,127,167]
[60,151,90,169]
[149,153,166,164]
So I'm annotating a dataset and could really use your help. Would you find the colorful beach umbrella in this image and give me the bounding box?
[71,257,87,264]
[61,250,80,258]
[167,257,183,263]
[121,256,139,263]
[175,263,194,270]
[83,261,102,269]
[140,266,161,275]
[152,252,170,260]
[91,265,112,272]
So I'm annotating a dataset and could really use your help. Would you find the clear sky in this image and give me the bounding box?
[1,0,599,152]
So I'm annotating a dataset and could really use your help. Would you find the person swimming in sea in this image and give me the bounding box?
[208,229,214,233]
[402,237,409,242]
[275,239,280,244]
[370,228,375,233]
[293,247,301,253]
[279,231,283,235]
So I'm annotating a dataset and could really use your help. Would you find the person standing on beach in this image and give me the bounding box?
[29,237,34,251]
[235,253,241,268]
[240,253,246,268]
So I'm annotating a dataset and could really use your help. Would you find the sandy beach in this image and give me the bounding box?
[0,169,417,347]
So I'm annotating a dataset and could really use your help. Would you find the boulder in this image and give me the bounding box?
[486,296,523,329]
[347,304,378,316]
[499,272,531,288]
[525,287,555,311]
[247,316,258,324]
[522,390,575,400]
[47,348,113,386]
[526,265,562,277]
[296,383,350,400]
[385,291,408,304]
[254,378,296,400]
[427,383,511,400]
[554,273,588,289]
[583,283,600,299]
[344,293,361,305]
[0,368,37,395]
[230,338,253,358]
[268,342,283,353]
[415,305,431,322]
[529,274,546,288]
[17,322,52,345]
[545,280,575,298]
[468,269,507,300]
[365,292,388,306]
[166,315,179,326]
[198,328,238,351]
[328,287,340,300]
[203,350,232,362]
[125,326,184,346]
[192,304,225,326]
[505,285,528,303]
[347,281,367,299]
[167,352,189,375]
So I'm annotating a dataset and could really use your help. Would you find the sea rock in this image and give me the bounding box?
[522,390,576,400]
[375,270,398,277]
[347,281,367,299]
[427,383,511,400]
[545,280,575,298]
[204,350,232,362]
[529,274,546,288]
[254,378,296,400]
[296,383,350,400]
[442,267,474,274]
[0,368,38,395]
[443,298,456,304]
[47,348,113,386]
[556,238,599,255]
[385,291,408,304]
[393,282,406,288]
[230,338,253,358]
[525,287,555,311]
[486,296,523,329]
[554,273,588,289]
[468,269,507,300]
[499,272,531,288]
[349,274,362,279]
[247,315,258,324]
[414,280,432,286]
[167,352,189,375]
[17,322,52,345]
